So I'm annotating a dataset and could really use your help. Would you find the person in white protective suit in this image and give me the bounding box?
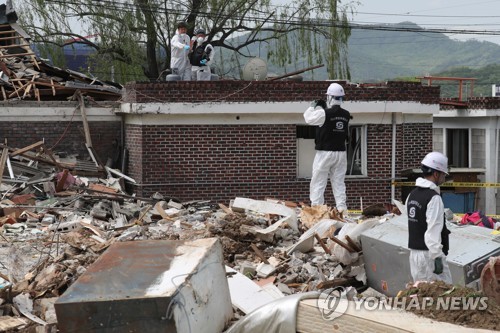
[303,83,351,214]
[189,28,214,81]
[170,22,192,81]
[405,151,452,283]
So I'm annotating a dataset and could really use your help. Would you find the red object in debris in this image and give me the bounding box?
[480,256,500,304]
[11,194,36,205]
[0,216,17,226]
[56,170,80,191]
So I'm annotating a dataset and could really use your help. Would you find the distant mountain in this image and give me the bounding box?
[348,22,500,83]
[228,22,500,85]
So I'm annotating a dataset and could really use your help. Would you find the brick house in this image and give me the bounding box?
[120,80,440,209]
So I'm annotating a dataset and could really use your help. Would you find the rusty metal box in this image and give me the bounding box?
[55,238,232,333]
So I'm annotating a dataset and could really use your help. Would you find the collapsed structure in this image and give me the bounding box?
[0,2,499,332]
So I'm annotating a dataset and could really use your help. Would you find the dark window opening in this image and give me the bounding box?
[446,129,469,168]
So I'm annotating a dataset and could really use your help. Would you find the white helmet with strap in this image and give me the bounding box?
[326,83,345,97]
[421,152,449,174]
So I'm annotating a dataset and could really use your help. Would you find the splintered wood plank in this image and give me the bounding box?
[0,43,30,49]
[0,316,27,330]
[31,55,40,70]
[22,75,35,98]
[9,140,44,157]
[0,52,35,58]
[0,36,22,41]
[0,141,9,188]
[50,79,56,95]
[0,86,6,100]
[0,30,17,35]
[8,80,28,98]
[77,92,93,147]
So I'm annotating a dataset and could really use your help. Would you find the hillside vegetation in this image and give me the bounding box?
[230,22,500,97]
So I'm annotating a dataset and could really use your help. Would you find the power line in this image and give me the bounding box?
[42,0,500,36]
[355,11,500,19]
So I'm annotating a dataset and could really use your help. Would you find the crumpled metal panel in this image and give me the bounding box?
[225,292,320,333]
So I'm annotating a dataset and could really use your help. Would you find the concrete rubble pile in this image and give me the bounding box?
[0,141,392,331]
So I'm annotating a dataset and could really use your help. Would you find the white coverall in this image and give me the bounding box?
[303,99,347,212]
[191,37,214,81]
[405,177,452,283]
[170,32,192,81]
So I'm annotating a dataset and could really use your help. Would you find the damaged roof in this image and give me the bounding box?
[0,2,122,102]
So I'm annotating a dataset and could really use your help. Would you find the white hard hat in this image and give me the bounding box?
[326,83,345,97]
[421,152,448,174]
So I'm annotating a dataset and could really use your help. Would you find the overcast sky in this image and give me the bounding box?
[354,0,500,44]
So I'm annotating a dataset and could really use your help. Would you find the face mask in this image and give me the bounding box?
[179,33,186,38]
[197,37,204,44]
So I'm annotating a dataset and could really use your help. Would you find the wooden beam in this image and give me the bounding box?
[314,233,332,255]
[345,235,362,252]
[8,80,30,98]
[0,43,30,49]
[0,52,35,58]
[77,91,93,147]
[23,76,36,98]
[9,140,44,157]
[0,30,17,35]
[0,36,21,41]
[329,235,355,253]
[50,79,56,96]
[0,139,9,188]
[251,243,270,264]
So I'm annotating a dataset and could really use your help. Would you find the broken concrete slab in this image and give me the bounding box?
[225,266,284,314]
[287,219,345,254]
[232,197,298,232]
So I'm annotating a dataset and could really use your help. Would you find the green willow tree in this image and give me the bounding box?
[18,0,356,83]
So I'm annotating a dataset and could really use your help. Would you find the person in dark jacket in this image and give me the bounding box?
[303,83,350,216]
[189,28,214,81]
[405,151,452,283]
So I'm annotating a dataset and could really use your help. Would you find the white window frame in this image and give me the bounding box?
[297,125,367,178]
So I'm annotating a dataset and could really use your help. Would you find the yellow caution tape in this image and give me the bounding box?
[393,181,500,188]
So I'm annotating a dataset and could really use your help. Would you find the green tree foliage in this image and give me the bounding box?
[17,0,356,83]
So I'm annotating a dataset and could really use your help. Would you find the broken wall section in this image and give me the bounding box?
[0,102,122,168]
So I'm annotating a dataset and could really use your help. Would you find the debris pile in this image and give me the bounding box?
[0,5,121,102]
[0,140,498,331]
[398,281,500,330]
[0,143,381,331]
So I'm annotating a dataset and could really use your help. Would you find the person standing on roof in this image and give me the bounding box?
[170,21,191,81]
[406,151,452,283]
[303,83,351,216]
[189,28,214,81]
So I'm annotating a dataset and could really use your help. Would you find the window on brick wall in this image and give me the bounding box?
[446,129,469,168]
[297,125,366,178]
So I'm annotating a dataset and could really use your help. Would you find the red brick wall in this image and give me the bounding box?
[0,121,122,166]
[123,80,440,104]
[123,80,438,207]
[125,122,433,208]
[441,97,500,110]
